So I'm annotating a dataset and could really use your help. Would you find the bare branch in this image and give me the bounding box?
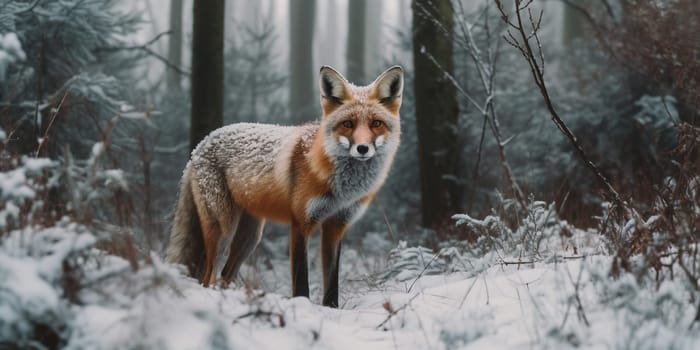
[10,0,40,14]
[95,31,191,76]
[447,2,527,208]
[497,0,625,209]
[35,91,69,157]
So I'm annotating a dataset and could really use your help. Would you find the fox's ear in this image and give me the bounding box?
[319,66,349,116]
[371,66,403,115]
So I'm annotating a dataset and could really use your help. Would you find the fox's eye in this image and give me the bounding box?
[370,120,382,128]
[342,120,354,128]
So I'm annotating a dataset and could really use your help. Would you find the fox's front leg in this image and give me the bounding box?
[320,217,347,308]
[320,200,371,307]
[290,220,315,298]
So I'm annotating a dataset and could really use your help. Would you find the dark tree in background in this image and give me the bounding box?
[289,0,316,123]
[364,1,383,79]
[190,0,225,150]
[167,0,184,95]
[411,0,461,230]
[345,0,367,83]
[319,0,340,68]
[562,0,586,45]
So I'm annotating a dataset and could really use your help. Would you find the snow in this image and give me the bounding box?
[0,167,34,200]
[0,32,26,82]
[22,157,57,174]
[0,164,698,350]
[3,221,699,350]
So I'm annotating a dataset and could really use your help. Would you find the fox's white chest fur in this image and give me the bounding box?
[305,154,392,224]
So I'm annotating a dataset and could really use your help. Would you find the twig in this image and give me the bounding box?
[233,309,285,327]
[35,91,69,157]
[565,259,590,327]
[458,275,480,308]
[95,31,191,76]
[500,259,539,266]
[375,294,419,330]
[483,275,490,305]
[380,206,397,244]
[468,114,488,212]
[408,251,442,293]
[500,255,587,266]
[495,0,625,211]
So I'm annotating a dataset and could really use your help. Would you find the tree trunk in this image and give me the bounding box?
[364,0,382,79]
[289,0,316,123]
[412,0,461,229]
[345,0,367,83]
[167,0,184,95]
[190,0,225,151]
[562,1,586,45]
[319,0,340,68]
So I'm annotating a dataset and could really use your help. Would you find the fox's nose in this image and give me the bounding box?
[357,144,369,155]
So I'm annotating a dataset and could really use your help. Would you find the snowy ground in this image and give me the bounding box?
[67,256,700,350]
[2,223,700,349]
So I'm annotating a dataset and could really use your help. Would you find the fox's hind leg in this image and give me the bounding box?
[220,212,265,284]
[190,166,240,287]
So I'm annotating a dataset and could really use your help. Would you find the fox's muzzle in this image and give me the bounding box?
[350,143,375,160]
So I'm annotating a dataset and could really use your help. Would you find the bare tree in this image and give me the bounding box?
[412,0,461,229]
[346,0,367,82]
[289,0,316,122]
[190,0,225,150]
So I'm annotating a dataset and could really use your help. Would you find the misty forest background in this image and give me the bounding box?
[1,0,700,348]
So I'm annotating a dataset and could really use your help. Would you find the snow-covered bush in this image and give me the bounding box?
[0,32,25,83]
[0,1,171,248]
[380,241,463,282]
[0,146,168,348]
[0,218,196,349]
[0,223,95,348]
[0,156,57,231]
[0,0,142,158]
[379,197,606,282]
[0,138,136,236]
[452,196,604,261]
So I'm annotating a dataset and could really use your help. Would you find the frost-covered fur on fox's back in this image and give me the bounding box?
[165,123,309,273]
[181,119,397,218]
[190,123,298,192]
[188,122,316,217]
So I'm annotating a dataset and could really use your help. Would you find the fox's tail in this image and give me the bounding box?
[166,169,205,279]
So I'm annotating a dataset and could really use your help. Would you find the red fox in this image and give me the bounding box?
[166,65,403,307]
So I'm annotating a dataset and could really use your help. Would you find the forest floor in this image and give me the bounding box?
[3,224,700,349]
[69,251,700,349]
